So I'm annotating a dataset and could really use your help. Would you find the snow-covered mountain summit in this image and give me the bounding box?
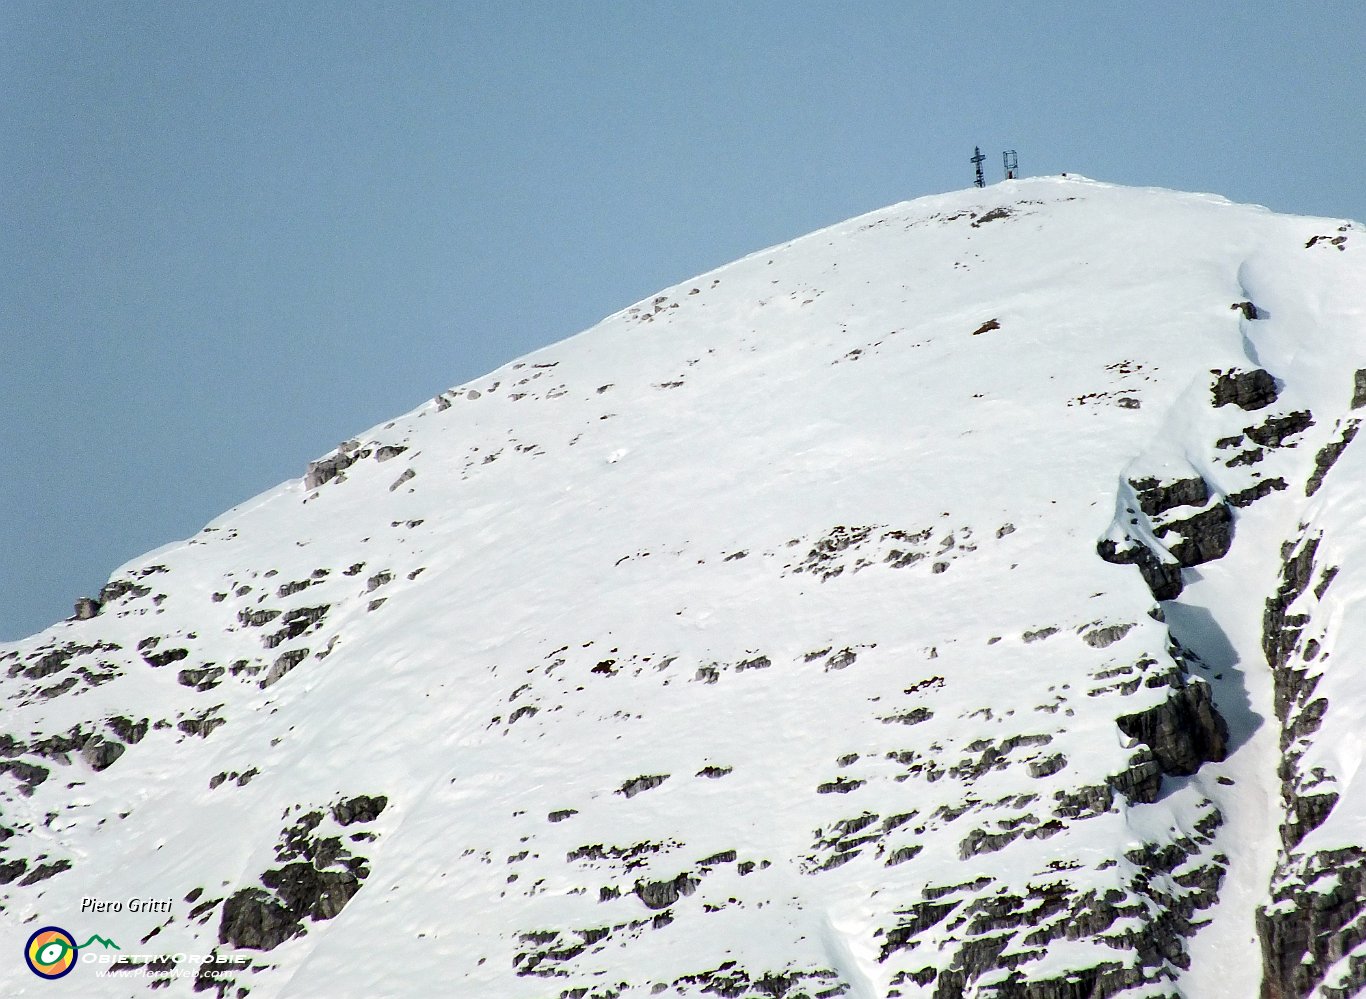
[4,177,1365,998]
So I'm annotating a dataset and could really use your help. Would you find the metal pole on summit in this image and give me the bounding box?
[1003,150,1018,180]
[971,147,986,188]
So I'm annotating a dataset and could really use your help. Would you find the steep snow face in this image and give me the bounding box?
[2,177,1364,999]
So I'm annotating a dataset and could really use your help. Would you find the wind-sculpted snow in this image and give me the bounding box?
[2,177,1364,998]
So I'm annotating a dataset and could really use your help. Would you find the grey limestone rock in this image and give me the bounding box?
[263,605,329,649]
[1099,471,1234,600]
[219,887,302,951]
[1116,680,1229,779]
[98,579,151,604]
[1159,502,1234,567]
[262,862,360,921]
[1107,751,1164,805]
[618,774,669,799]
[238,607,281,628]
[1082,623,1134,649]
[79,735,125,772]
[1129,475,1209,517]
[0,859,28,884]
[1306,421,1359,497]
[304,441,363,489]
[142,647,189,669]
[1211,368,1279,411]
[105,715,149,744]
[1097,539,1184,601]
[331,795,387,826]
[1245,411,1315,448]
[219,798,379,952]
[177,665,226,691]
[1256,528,1366,999]
[1263,535,1319,676]
[1228,478,1288,508]
[634,872,699,911]
[1258,847,1366,999]
[259,648,309,689]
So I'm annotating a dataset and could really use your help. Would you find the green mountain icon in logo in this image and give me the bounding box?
[78,934,120,950]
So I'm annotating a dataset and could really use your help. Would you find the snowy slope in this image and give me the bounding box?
[3,177,1365,999]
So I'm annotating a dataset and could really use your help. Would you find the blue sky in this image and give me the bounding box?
[3,2,1365,639]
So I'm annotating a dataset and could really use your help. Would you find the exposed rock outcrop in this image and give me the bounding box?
[219,797,383,953]
[1262,535,1319,677]
[1158,502,1234,567]
[1257,527,1366,999]
[98,578,152,605]
[1129,475,1209,516]
[219,886,310,952]
[1228,478,1287,508]
[1245,411,1314,449]
[1212,368,1279,411]
[260,648,309,689]
[304,441,364,489]
[79,735,125,772]
[634,872,698,910]
[1305,420,1359,496]
[1115,680,1228,778]
[1258,848,1366,999]
[1098,472,1233,600]
[882,803,1225,998]
[1096,539,1184,601]
[331,795,387,826]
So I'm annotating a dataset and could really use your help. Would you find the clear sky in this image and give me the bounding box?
[3,2,1365,640]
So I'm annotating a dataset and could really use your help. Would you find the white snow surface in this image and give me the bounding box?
[2,176,1364,998]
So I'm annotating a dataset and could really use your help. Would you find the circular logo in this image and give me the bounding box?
[25,926,77,979]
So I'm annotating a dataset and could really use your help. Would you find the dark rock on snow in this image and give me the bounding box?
[1116,680,1229,779]
[1097,539,1185,601]
[634,873,699,910]
[1129,475,1209,517]
[1305,421,1359,497]
[1211,368,1279,411]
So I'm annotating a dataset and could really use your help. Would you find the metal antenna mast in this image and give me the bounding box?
[971,147,986,188]
[1003,150,1018,180]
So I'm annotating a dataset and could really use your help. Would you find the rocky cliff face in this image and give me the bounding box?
[2,178,1364,998]
[1255,419,1366,999]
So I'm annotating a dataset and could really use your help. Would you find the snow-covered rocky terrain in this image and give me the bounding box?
[3,176,1364,998]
